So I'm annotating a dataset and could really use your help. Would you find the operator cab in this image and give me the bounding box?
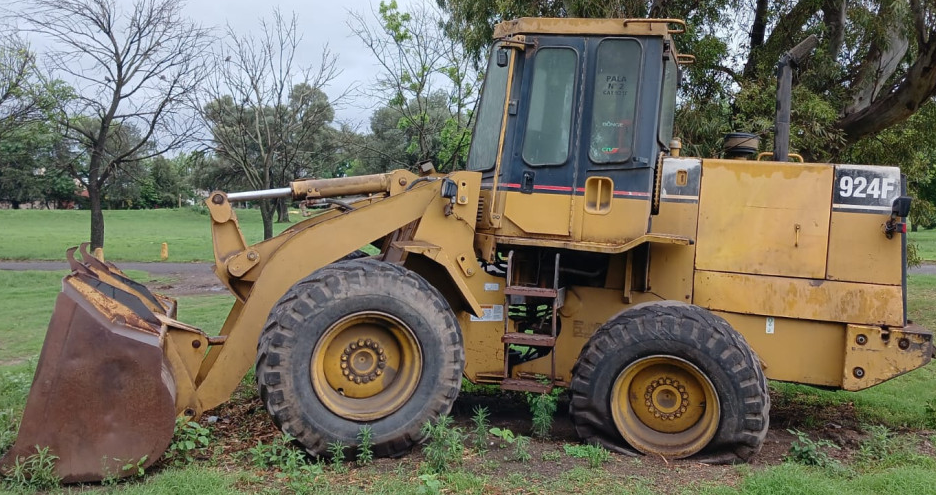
[470,18,681,241]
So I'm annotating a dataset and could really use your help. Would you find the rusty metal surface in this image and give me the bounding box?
[0,263,177,483]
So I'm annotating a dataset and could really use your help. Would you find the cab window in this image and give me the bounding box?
[589,39,642,164]
[467,46,511,171]
[521,48,577,166]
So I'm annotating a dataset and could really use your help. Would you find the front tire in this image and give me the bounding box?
[256,259,464,457]
[569,302,769,462]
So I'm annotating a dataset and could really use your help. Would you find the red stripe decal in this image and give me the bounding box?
[533,185,573,191]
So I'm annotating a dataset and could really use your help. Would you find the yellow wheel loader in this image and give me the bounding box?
[3,18,932,482]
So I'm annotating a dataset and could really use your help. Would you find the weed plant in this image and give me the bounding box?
[249,433,323,486]
[471,406,490,453]
[526,389,559,439]
[326,441,348,473]
[420,415,466,474]
[563,443,611,468]
[165,418,211,467]
[785,429,840,468]
[1,445,60,491]
[356,425,374,466]
[512,435,531,462]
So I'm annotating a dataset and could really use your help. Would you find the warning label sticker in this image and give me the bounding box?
[470,304,504,322]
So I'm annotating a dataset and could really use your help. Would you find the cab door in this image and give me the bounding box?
[499,37,585,237]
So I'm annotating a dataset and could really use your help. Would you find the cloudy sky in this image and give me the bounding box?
[182,0,418,128]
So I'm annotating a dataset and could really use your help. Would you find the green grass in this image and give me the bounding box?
[107,466,247,495]
[697,458,936,495]
[0,270,234,365]
[909,229,936,261]
[769,274,936,429]
[0,208,292,262]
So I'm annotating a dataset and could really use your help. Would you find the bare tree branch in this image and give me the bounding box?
[193,9,343,238]
[20,0,212,250]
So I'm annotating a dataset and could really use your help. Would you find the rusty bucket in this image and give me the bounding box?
[0,245,180,483]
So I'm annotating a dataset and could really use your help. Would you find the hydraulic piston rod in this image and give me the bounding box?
[224,173,396,203]
[226,188,292,202]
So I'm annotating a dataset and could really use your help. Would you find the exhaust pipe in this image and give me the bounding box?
[773,34,818,162]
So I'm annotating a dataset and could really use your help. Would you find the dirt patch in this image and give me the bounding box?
[186,383,880,493]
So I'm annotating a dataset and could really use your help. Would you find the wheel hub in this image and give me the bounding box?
[611,355,720,457]
[311,312,422,421]
[645,378,688,419]
[340,339,387,384]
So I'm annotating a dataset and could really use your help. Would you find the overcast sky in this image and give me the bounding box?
[182,0,418,129]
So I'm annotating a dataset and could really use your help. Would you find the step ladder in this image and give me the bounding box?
[500,251,562,394]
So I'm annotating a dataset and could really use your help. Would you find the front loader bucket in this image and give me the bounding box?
[0,245,180,483]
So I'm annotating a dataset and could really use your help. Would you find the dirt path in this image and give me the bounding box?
[0,260,225,296]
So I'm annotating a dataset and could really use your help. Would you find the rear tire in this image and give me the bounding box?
[569,302,769,462]
[256,259,464,457]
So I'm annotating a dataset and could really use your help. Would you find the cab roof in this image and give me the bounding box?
[493,17,683,39]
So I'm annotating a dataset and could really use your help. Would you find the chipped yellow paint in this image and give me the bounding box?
[842,324,933,391]
[494,17,675,38]
[694,271,903,327]
[696,159,833,279]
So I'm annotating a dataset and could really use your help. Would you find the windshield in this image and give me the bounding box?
[467,45,511,171]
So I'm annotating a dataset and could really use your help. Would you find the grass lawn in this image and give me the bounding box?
[0,208,293,262]
[909,229,936,261]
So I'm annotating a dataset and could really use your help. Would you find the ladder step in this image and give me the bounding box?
[503,286,558,298]
[501,378,553,394]
[502,333,556,346]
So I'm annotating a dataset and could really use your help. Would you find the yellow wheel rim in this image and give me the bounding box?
[610,355,719,457]
[311,311,422,421]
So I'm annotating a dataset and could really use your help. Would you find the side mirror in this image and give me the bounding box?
[892,196,911,218]
[884,196,912,239]
[496,49,509,67]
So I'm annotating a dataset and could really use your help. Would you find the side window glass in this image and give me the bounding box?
[658,53,677,147]
[521,48,577,166]
[467,46,511,171]
[589,39,642,164]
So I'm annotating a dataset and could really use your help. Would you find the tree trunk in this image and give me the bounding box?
[838,40,936,142]
[276,197,290,223]
[88,182,105,250]
[260,199,275,240]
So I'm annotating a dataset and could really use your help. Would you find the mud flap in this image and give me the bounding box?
[0,246,180,483]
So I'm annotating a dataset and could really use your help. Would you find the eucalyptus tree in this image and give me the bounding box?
[349,0,477,172]
[438,0,936,158]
